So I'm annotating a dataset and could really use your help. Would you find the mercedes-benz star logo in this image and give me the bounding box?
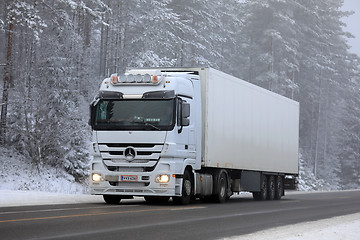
[124,147,136,161]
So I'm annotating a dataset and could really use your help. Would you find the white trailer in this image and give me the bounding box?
[89,67,299,204]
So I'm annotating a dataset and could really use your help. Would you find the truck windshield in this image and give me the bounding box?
[93,99,175,131]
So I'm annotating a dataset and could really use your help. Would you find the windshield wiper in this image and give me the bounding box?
[143,121,161,131]
[130,117,161,130]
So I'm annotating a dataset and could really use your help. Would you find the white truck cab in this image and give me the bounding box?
[90,68,203,204]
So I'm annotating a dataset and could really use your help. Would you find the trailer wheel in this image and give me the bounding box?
[214,172,228,203]
[275,176,284,200]
[103,195,121,204]
[267,176,276,200]
[253,175,267,201]
[173,170,192,205]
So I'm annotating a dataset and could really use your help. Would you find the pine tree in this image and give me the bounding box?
[127,0,182,67]
[0,0,359,189]
[242,0,301,96]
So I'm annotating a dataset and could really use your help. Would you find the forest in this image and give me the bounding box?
[0,0,359,190]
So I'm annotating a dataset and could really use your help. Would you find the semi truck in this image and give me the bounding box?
[89,67,299,204]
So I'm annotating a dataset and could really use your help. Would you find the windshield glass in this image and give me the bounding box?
[94,99,175,131]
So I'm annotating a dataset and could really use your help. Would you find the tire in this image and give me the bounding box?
[173,170,192,205]
[267,176,276,200]
[103,195,122,204]
[144,196,170,204]
[253,175,267,201]
[275,176,284,200]
[252,192,261,200]
[214,172,228,203]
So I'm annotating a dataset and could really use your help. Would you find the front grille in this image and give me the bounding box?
[105,164,156,172]
[105,143,156,148]
[99,143,163,172]
[109,182,149,187]
[105,151,155,156]
[137,151,154,156]
[107,166,144,172]
[108,151,124,155]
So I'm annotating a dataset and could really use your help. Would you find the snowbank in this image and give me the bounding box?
[227,213,360,240]
[0,146,87,194]
[0,190,102,207]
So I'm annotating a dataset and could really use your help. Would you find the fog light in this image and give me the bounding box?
[92,173,102,182]
[156,174,170,183]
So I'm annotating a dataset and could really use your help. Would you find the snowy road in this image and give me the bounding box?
[0,190,359,240]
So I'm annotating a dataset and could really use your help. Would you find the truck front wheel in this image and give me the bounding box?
[173,171,192,205]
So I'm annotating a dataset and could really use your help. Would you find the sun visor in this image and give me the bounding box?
[98,91,124,99]
[142,90,175,99]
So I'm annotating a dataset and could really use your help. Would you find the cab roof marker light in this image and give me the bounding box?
[127,74,135,83]
[109,72,162,85]
[144,74,151,83]
[119,75,127,83]
[153,75,159,83]
[135,74,143,83]
[111,74,119,84]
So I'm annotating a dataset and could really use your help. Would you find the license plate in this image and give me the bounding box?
[121,175,138,182]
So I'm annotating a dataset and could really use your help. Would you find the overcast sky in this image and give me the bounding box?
[342,0,360,56]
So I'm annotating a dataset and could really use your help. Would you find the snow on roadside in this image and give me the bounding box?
[226,213,360,240]
[0,146,87,194]
[297,154,336,191]
[0,190,102,207]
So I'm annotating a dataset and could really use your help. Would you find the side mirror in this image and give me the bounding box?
[181,103,190,126]
[89,101,97,129]
[182,118,190,127]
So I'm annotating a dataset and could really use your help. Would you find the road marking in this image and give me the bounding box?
[337,196,351,199]
[170,206,206,211]
[26,206,312,240]
[0,205,141,215]
[0,206,206,223]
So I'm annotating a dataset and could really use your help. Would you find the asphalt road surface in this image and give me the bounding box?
[1,190,359,240]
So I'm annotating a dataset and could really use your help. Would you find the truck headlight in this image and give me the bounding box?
[155,174,170,183]
[92,173,102,182]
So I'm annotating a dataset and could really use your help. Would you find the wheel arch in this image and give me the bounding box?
[184,165,195,192]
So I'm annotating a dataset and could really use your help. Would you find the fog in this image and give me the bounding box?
[0,0,359,191]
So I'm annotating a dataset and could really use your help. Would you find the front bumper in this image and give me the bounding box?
[90,159,182,197]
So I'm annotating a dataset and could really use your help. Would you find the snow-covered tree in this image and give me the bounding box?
[241,0,301,96]
[0,0,359,189]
